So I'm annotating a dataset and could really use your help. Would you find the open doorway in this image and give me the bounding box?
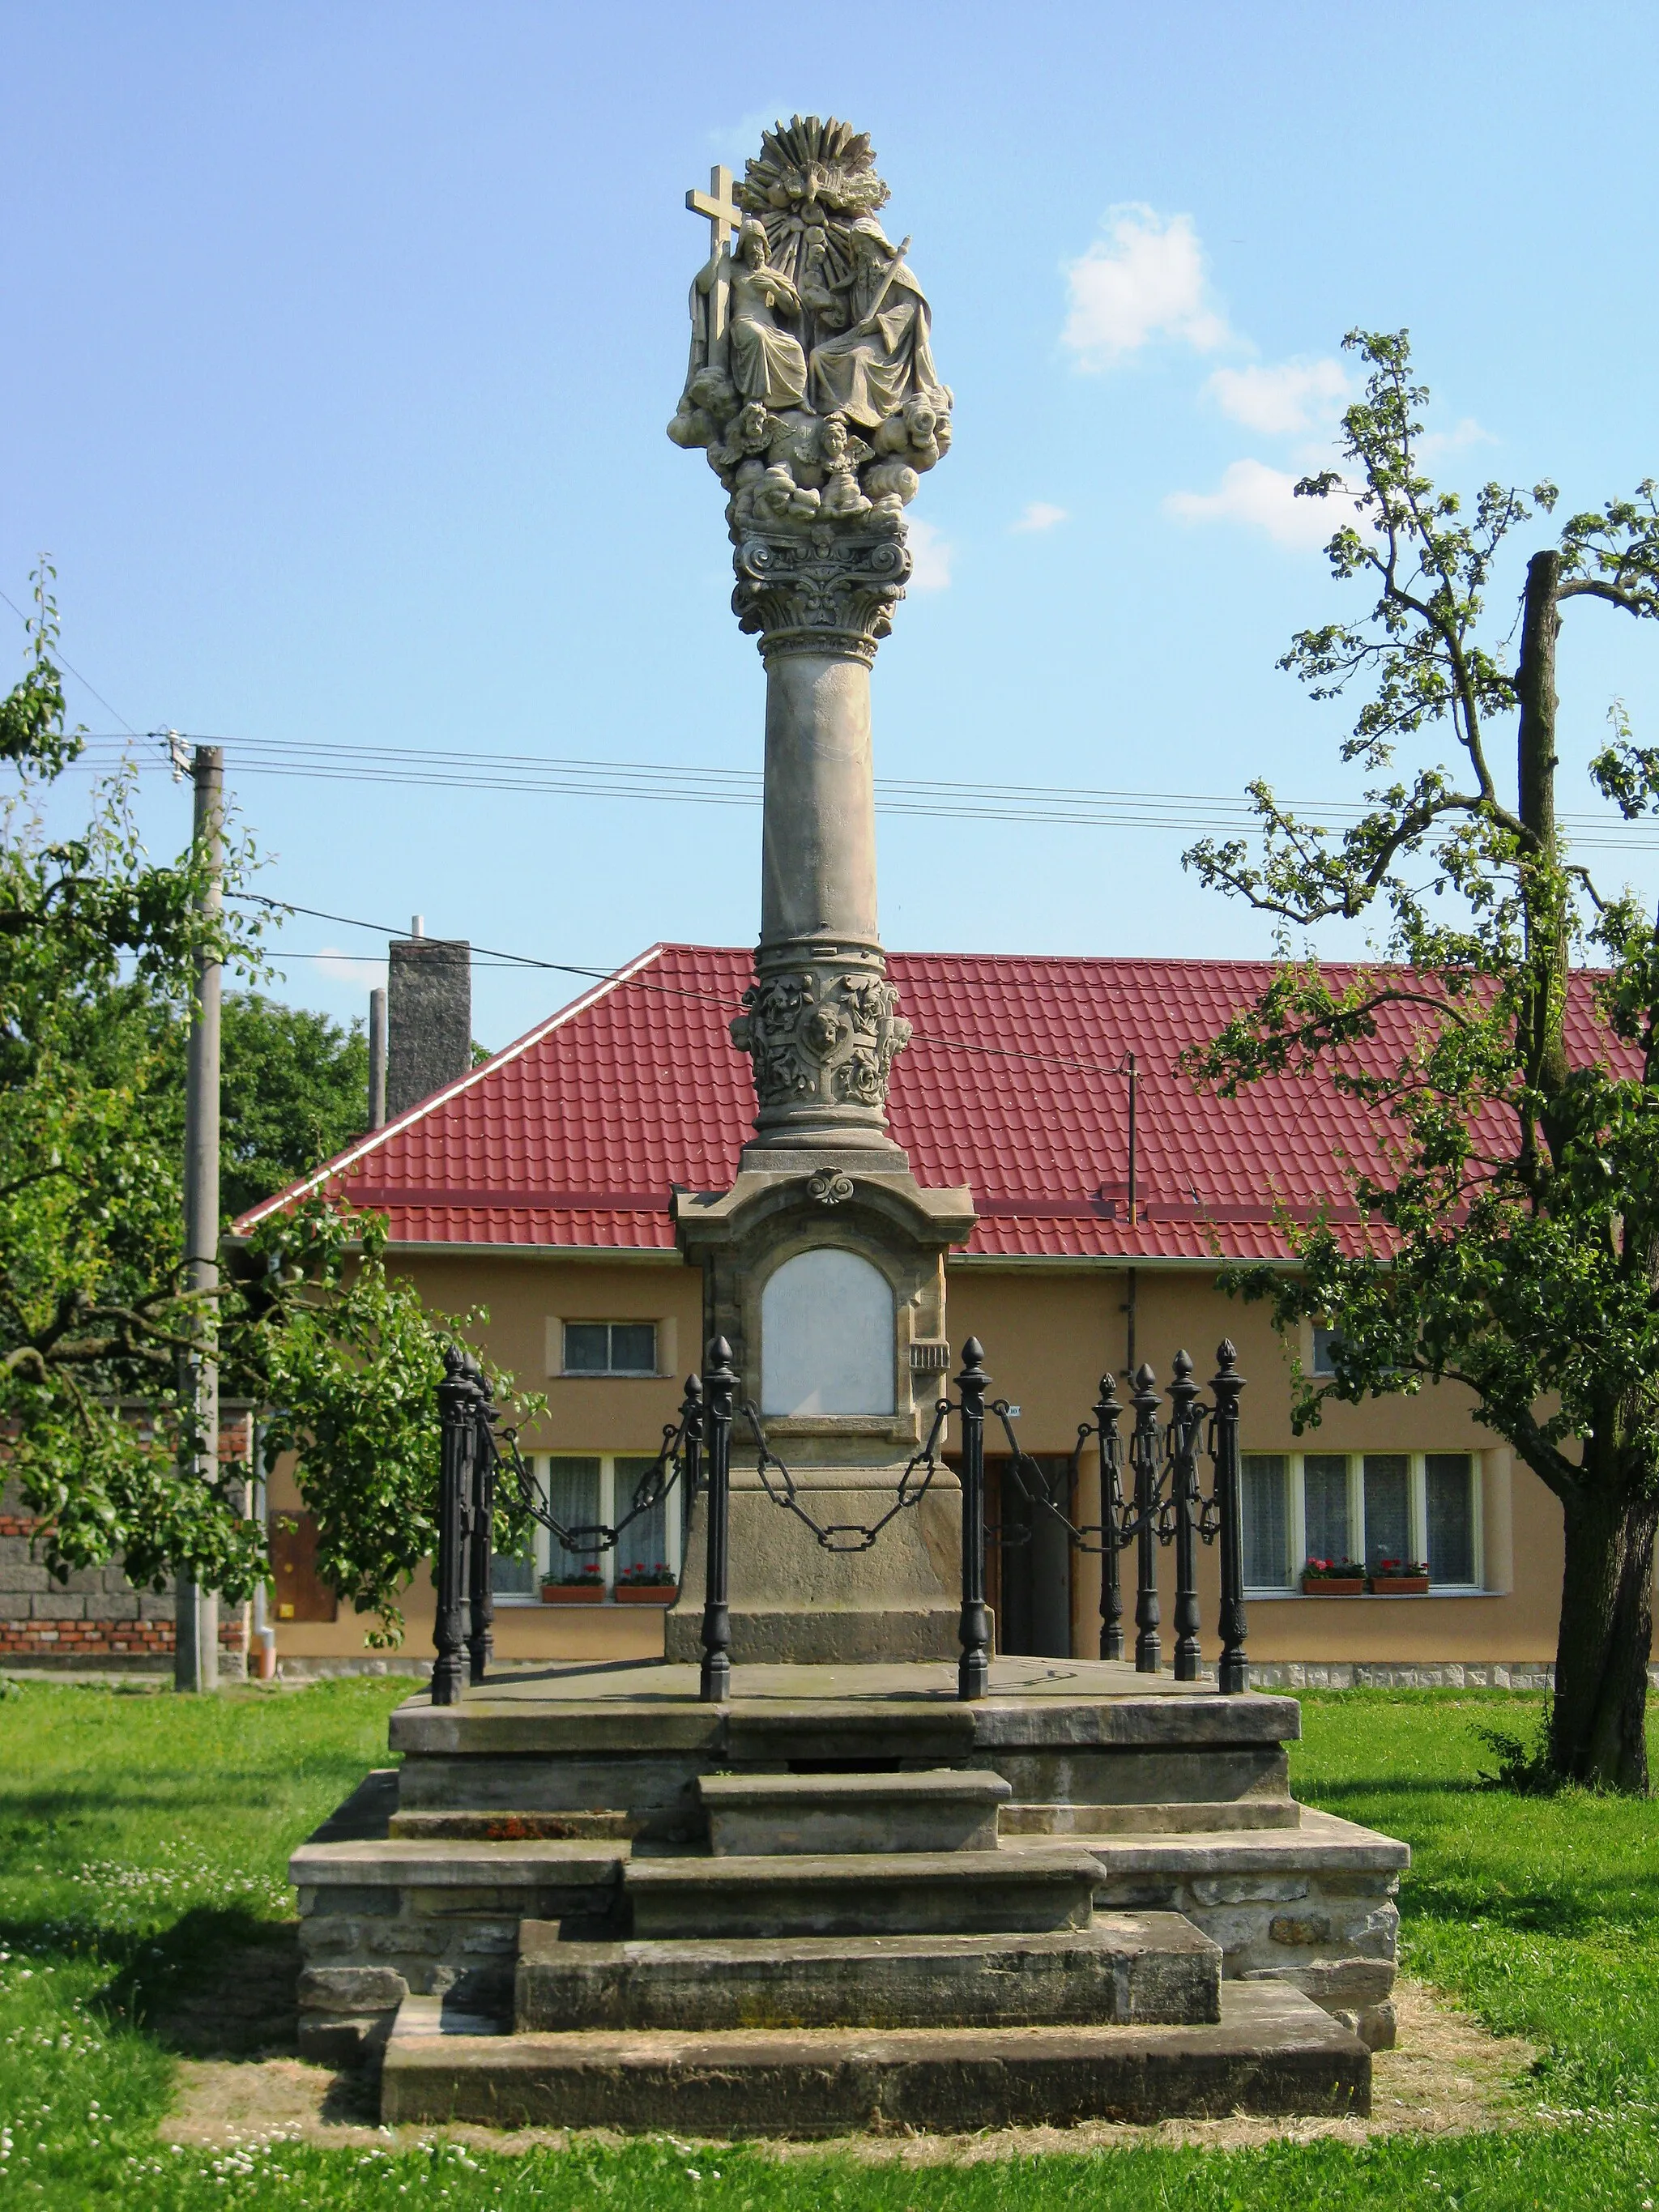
[987,1455,1073,1658]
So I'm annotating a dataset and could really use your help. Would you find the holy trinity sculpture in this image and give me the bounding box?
[669,116,952,557]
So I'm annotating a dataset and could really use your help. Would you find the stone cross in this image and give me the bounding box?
[685,164,741,347]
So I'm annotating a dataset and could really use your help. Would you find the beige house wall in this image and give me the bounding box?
[268,1245,1569,1673]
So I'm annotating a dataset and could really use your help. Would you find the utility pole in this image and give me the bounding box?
[368,986,388,1130]
[175,744,224,1693]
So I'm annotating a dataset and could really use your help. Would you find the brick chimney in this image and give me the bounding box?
[386,916,471,1119]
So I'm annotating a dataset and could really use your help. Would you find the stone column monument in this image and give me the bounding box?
[666,117,976,1664]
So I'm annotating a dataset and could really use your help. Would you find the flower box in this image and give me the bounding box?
[541,1583,604,1605]
[1302,1559,1367,1596]
[615,1583,679,1605]
[1370,1574,1431,1595]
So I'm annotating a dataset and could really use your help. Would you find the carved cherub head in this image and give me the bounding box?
[819,415,851,463]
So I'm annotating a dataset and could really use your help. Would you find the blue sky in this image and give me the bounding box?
[5,2,1658,1048]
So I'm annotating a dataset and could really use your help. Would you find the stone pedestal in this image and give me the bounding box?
[671,1164,975,1663]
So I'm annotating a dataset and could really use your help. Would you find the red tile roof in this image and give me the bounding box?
[233,944,1627,1264]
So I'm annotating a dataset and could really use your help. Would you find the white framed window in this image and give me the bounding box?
[1309,1326,1343,1378]
[1239,1451,1482,1595]
[492,1452,681,1600]
[561,1322,659,1376]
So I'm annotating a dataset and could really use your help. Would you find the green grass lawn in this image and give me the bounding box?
[2,1677,1657,2209]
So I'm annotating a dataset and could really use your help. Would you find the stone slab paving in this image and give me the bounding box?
[379,1981,1370,2132]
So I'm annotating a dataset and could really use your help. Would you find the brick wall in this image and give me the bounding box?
[0,1502,177,1661]
[1,1414,255,1669]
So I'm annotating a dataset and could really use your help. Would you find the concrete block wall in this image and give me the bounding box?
[0,1485,246,1670]
[1245,1659,1659,1690]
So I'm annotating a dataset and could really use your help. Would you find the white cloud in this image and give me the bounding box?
[704,106,793,167]
[292,944,388,993]
[1165,459,1349,548]
[1207,357,1349,437]
[906,517,953,590]
[1012,502,1068,534]
[1418,416,1495,462]
[1061,205,1232,369]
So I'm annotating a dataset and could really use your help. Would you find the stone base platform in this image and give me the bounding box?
[290,1658,1408,2118]
[514,1911,1222,2032]
[379,1981,1370,2133]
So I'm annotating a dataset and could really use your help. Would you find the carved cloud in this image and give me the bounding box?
[1061,207,1232,369]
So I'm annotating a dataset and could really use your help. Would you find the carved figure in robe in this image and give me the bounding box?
[808,219,945,431]
[727,219,809,411]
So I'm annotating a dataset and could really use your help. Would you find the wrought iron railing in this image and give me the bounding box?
[429,1334,1247,1708]
[429,1349,702,1707]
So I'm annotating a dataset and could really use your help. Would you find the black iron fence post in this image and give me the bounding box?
[1131,1361,1162,1675]
[1168,1350,1203,1681]
[956,1337,992,1700]
[1211,1340,1249,1694]
[700,1337,735,1705]
[680,1372,704,1541]
[467,1362,496,1688]
[1094,1373,1125,1660]
[432,1348,475,1707]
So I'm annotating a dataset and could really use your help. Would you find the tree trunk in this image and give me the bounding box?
[1515,549,1571,1106]
[1550,1479,1657,1792]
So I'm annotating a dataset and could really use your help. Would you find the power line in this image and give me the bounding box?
[232,891,1178,1086]
[0,590,143,739]
[62,731,1659,849]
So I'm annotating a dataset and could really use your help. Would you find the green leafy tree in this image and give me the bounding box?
[0,569,268,1595]
[1184,331,1659,1791]
[235,1196,537,1645]
[0,576,535,1642]
[151,992,369,1220]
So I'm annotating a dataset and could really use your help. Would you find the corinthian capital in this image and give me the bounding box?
[733,525,911,662]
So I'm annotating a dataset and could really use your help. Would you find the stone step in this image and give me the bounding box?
[624,1845,1103,1939]
[995,1811,1410,2046]
[1000,1799,1300,1837]
[389,1810,638,1842]
[514,1910,1220,2032]
[380,1980,1370,2132]
[289,1836,628,2028]
[697,1767,1010,1856]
